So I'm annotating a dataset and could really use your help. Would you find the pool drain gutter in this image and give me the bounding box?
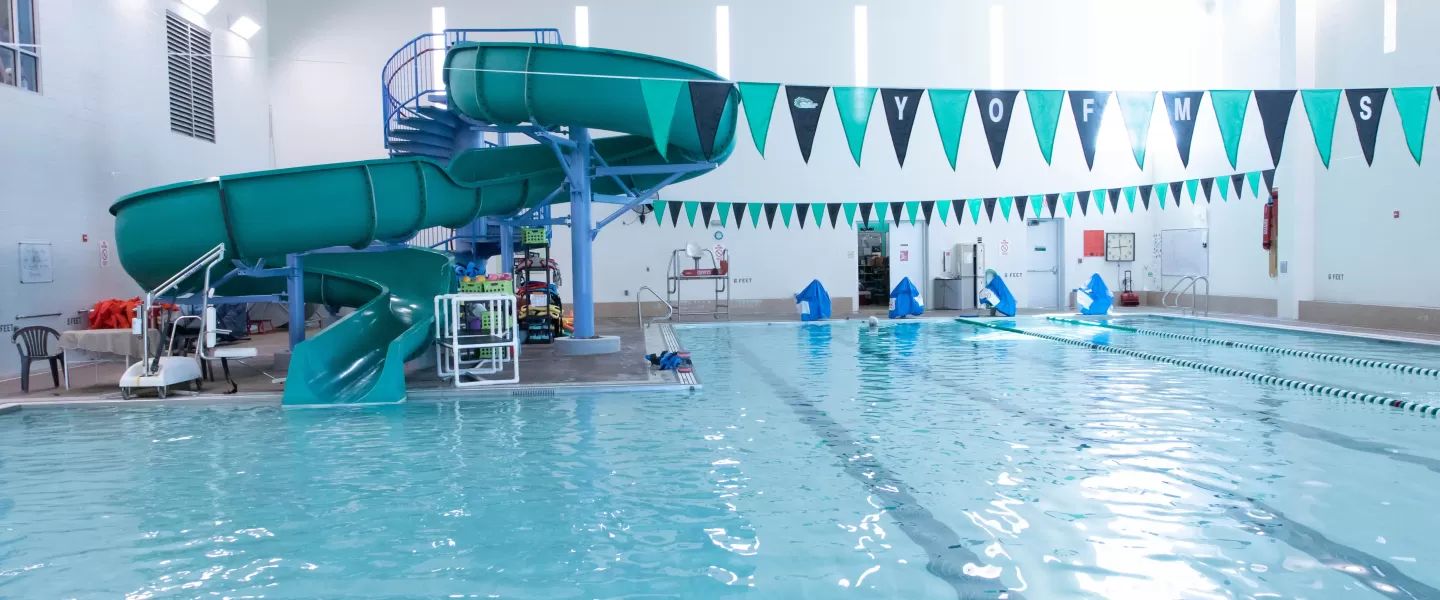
[958,319,1440,417]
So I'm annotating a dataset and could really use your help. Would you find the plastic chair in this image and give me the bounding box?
[12,326,64,393]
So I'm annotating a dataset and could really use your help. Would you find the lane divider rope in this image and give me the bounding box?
[1046,316,1440,378]
[957,318,1439,417]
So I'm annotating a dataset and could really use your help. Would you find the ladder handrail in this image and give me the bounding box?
[1162,276,1195,309]
[1190,276,1210,316]
[636,286,673,324]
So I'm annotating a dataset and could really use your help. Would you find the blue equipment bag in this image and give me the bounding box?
[979,270,1017,317]
[795,279,831,322]
[888,277,925,319]
[1076,273,1114,315]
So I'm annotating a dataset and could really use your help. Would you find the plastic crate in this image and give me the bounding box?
[521,227,547,246]
[482,280,513,294]
[458,279,486,293]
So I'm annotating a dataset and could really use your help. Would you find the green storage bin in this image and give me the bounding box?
[521,227,548,246]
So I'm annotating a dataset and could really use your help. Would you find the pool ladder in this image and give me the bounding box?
[1162,276,1210,316]
[636,286,674,324]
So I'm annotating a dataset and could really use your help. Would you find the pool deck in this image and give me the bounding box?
[5,306,1439,408]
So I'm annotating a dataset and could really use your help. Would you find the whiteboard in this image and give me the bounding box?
[1161,228,1208,277]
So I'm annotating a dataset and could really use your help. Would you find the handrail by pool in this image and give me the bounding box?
[636,286,673,324]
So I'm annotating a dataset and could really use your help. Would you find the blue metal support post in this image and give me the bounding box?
[498,222,514,275]
[286,253,306,349]
[568,127,596,339]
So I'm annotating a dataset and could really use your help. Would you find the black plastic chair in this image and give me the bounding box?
[12,326,64,393]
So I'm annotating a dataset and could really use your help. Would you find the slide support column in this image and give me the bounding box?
[499,222,514,276]
[286,253,306,349]
[568,127,596,339]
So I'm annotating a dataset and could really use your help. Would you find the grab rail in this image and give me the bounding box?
[636,286,673,324]
[1162,276,1194,309]
[1162,276,1209,316]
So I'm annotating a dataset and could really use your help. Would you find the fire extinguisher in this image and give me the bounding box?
[1262,188,1277,250]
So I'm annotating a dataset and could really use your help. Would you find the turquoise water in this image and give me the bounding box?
[1,318,1438,598]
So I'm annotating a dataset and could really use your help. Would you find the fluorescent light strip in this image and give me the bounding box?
[575,6,590,47]
[853,5,867,87]
[432,7,446,90]
[1384,0,1397,53]
[988,4,1003,89]
[716,6,731,79]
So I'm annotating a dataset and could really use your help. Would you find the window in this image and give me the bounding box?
[1,0,39,92]
[167,11,215,142]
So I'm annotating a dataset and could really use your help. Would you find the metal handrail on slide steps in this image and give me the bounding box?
[636,286,674,324]
[1162,276,1210,316]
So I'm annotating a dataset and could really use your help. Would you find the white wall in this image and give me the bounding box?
[1,0,271,377]
[262,0,1440,319]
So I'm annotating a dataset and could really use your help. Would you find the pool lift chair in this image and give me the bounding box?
[120,244,257,399]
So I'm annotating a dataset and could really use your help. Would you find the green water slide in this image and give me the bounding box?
[109,42,738,405]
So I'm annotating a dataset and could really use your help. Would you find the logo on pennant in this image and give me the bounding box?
[785,85,830,163]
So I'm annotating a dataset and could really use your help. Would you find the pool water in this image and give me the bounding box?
[1,317,1437,598]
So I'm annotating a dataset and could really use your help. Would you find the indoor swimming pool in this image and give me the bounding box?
[1,317,1436,599]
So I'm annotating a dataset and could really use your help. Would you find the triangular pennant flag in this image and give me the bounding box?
[937,200,951,224]
[1046,193,1060,218]
[748,202,763,228]
[998,196,1014,221]
[953,198,967,225]
[1186,179,1199,203]
[929,89,972,170]
[651,200,666,226]
[920,200,935,224]
[1030,195,1043,219]
[974,90,1020,167]
[669,201,684,226]
[844,203,858,227]
[881,88,925,166]
[1200,177,1215,203]
[1016,196,1029,220]
[764,203,779,229]
[904,201,920,225]
[684,201,700,226]
[779,203,794,228]
[1302,89,1342,168]
[1246,171,1262,198]
[1077,190,1091,215]
[733,202,747,228]
[811,203,824,229]
[1106,188,1120,213]
[688,81,733,158]
[1345,88,1388,166]
[795,203,810,229]
[969,198,983,223]
[1254,90,1297,167]
[1392,86,1431,165]
[982,197,998,222]
[1123,186,1137,212]
[889,201,905,226]
[785,85,830,163]
[1026,90,1065,164]
[1116,91,1157,169]
[827,203,843,228]
[1068,90,1112,170]
[640,79,684,160]
[1163,91,1207,167]
[1139,185,1153,211]
[1262,168,1276,191]
[737,82,781,156]
[1220,175,1234,200]
[858,202,873,226]
[1210,90,1251,169]
[699,201,715,227]
[875,202,889,225]
[1167,181,1181,208]
[718,202,732,227]
[834,87,878,166]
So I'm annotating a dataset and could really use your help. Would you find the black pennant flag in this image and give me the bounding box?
[1077,190,1091,215]
[1068,91,1112,170]
[920,200,935,224]
[1107,188,1121,213]
[699,202,715,227]
[982,197,997,222]
[1169,181,1183,206]
[1231,174,1245,198]
[1045,193,1059,217]
[973,90,1020,167]
[827,203,843,228]
[689,81,734,159]
[1262,169,1276,191]
[1139,185,1153,210]
[890,202,906,226]
[785,85,830,163]
[1015,196,1028,219]
[1163,91,1207,167]
[669,201,683,226]
[1345,88,1388,166]
[859,202,874,226]
[732,202,747,226]
[1200,177,1215,202]
[1254,90,1297,167]
[763,203,778,229]
[880,88,925,166]
[952,199,966,225]
[795,203,810,228]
